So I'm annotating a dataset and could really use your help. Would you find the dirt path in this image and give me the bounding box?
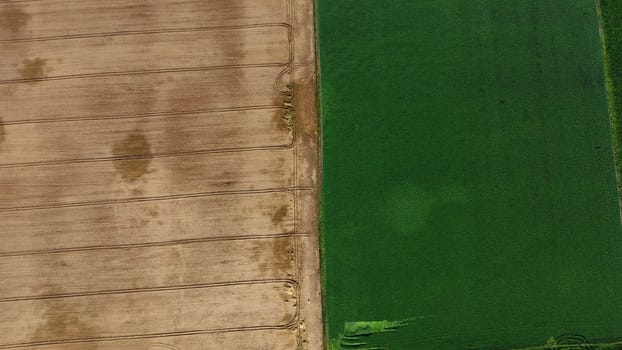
[0,1,321,349]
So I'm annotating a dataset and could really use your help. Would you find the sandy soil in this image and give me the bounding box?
[0,0,321,349]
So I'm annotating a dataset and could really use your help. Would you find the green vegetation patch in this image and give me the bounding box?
[597,0,622,190]
[329,319,413,350]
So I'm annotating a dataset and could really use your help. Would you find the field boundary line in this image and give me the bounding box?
[595,0,622,222]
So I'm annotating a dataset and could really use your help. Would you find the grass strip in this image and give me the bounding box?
[597,0,622,194]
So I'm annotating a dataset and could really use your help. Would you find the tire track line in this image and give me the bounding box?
[0,187,313,213]
[0,23,291,44]
[0,278,298,303]
[0,232,311,258]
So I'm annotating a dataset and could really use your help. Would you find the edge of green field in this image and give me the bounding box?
[597,0,622,196]
[313,1,331,349]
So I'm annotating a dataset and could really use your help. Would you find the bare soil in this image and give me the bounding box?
[0,1,321,349]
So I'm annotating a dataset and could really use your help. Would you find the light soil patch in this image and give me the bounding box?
[0,1,321,349]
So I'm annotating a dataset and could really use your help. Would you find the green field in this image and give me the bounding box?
[318,1,622,350]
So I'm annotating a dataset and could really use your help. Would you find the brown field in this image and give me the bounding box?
[0,0,321,349]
